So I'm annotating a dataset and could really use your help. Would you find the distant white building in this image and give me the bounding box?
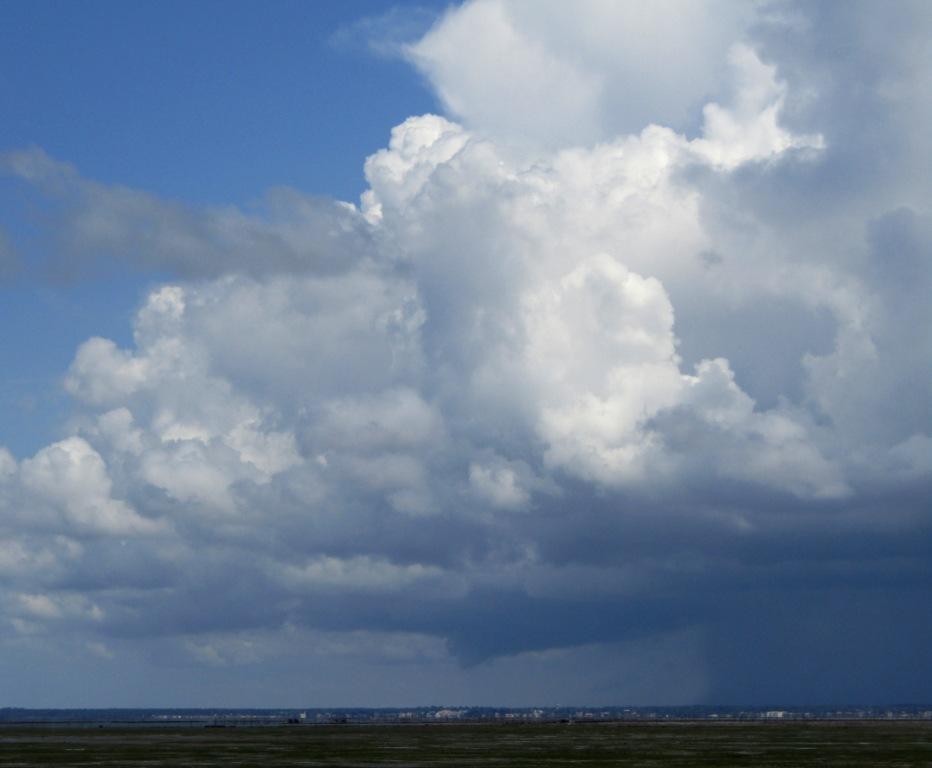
[434,709,465,719]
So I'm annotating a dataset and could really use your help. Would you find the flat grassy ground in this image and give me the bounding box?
[2,721,932,767]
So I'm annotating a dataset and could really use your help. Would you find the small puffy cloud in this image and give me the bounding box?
[674,359,850,498]
[362,114,471,223]
[20,437,168,536]
[14,592,103,624]
[93,408,145,457]
[469,458,531,511]
[275,555,450,595]
[690,43,824,169]
[65,338,153,406]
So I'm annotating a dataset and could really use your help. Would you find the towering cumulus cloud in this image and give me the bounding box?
[0,0,930,705]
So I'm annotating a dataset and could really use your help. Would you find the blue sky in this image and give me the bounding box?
[0,0,442,203]
[0,0,930,707]
[0,0,442,457]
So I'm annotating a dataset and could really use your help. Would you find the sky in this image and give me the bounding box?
[0,0,930,708]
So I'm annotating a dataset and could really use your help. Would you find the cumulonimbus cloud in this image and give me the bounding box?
[0,0,930,705]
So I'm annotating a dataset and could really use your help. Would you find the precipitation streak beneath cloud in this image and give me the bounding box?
[0,0,930,706]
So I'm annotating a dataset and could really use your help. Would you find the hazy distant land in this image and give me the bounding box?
[3,705,932,725]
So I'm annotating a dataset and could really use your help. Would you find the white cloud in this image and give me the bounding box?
[469,458,532,511]
[20,437,168,536]
[275,555,450,595]
[15,592,103,623]
[525,255,682,485]
[679,359,850,498]
[316,389,443,451]
[0,447,16,478]
[65,338,153,406]
[359,86,835,496]
[690,43,825,169]
[0,0,928,695]
[408,0,604,148]
[408,0,756,147]
[362,114,471,224]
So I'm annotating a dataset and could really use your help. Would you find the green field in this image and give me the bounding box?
[2,721,932,766]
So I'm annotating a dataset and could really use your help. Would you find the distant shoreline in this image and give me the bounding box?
[3,717,932,728]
